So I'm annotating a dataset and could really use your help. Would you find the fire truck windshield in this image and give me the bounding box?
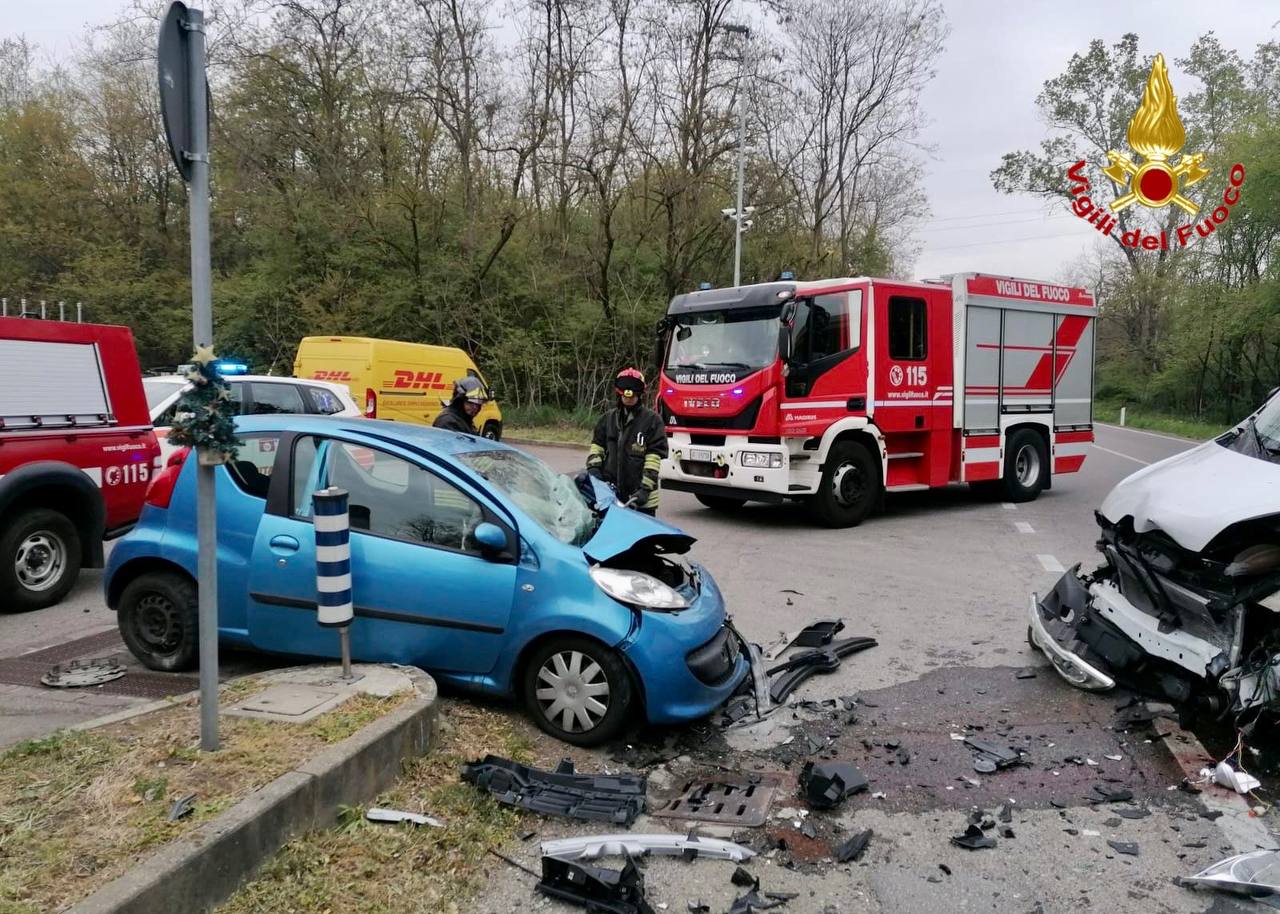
[665,304,781,380]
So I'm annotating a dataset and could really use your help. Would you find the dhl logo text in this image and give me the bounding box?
[311,371,353,381]
[389,370,449,390]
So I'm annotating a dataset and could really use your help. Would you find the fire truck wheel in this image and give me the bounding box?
[809,441,879,528]
[118,572,199,672]
[695,493,748,512]
[0,508,82,612]
[1002,429,1048,502]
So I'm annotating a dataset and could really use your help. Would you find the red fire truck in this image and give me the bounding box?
[657,272,1095,526]
[0,317,159,609]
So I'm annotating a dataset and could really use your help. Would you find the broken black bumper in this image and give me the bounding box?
[1028,569,1116,691]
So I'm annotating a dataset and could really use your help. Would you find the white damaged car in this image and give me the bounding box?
[1030,390,1280,721]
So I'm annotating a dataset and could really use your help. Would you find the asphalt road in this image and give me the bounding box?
[3,421,1265,914]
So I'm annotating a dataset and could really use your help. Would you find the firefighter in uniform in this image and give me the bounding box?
[433,377,486,435]
[587,368,667,515]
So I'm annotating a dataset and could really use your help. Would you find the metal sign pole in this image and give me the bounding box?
[184,6,220,752]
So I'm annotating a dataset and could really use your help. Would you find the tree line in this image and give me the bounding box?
[0,0,944,410]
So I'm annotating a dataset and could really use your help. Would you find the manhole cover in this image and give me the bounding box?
[652,773,781,827]
[41,657,127,688]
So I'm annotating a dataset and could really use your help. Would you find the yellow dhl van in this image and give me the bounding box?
[293,336,503,439]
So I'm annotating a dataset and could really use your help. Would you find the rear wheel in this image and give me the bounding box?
[695,493,748,512]
[1002,429,1048,502]
[0,508,81,612]
[118,571,199,671]
[808,441,879,528]
[522,636,633,746]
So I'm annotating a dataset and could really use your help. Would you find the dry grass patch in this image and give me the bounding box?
[0,686,409,914]
[217,700,539,914]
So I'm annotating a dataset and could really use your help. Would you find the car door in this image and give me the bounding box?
[245,433,517,673]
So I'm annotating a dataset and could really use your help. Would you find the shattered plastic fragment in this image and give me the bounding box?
[167,793,196,822]
[1105,754,1124,762]
[1213,761,1261,795]
[1115,807,1151,820]
[366,807,446,828]
[461,756,645,825]
[1092,785,1134,804]
[536,852,656,914]
[541,834,756,863]
[833,829,872,863]
[951,824,997,850]
[798,761,868,810]
[731,867,757,887]
[1108,841,1139,857]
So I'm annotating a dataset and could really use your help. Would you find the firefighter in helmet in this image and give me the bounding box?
[587,368,667,515]
[433,376,487,435]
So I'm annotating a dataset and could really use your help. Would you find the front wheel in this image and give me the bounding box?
[0,508,82,612]
[808,441,880,528]
[118,571,199,671]
[695,493,748,512]
[522,636,633,746]
[1002,429,1048,502]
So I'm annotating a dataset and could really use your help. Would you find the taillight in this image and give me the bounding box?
[146,448,190,509]
[364,388,377,418]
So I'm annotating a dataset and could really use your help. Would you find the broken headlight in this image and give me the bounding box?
[589,566,690,610]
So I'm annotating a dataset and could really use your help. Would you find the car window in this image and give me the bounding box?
[227,434,280,499]
[143,379,185,411]
[888,297,927,361]
[304,386,346,415]
[249,382,306,415]
[291,436,485,554]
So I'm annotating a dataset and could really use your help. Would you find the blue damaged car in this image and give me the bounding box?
[104,416,747,744]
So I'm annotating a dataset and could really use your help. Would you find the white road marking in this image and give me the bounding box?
[1001,502,1016,510]
[1092,443,1151,466]
[1095,421,1202,444]
[1014,521,1035,534]
[1037,554,1065,573]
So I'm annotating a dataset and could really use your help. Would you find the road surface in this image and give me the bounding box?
[4,422,1264,914]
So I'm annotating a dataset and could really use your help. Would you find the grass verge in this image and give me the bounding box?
[1094,399,1228,441]
[0,685,409,914]
[503,404,593,445]
[216,700,535,914]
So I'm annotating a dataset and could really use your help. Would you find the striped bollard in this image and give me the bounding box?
[313,486,355,679]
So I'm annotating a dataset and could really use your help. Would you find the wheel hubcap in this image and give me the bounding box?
[830,461,866,508]
[15,532,66,592]
[535,650,611,733]
[1015,444,1041,487]
[135,593,183,653]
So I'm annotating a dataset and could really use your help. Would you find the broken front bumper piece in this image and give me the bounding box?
[461,755,645,826]
[537,852,655,914]
[541,833,755,863]
[1183,850,1280,898]
[768,636,879,704]
[1028,568,1116,691]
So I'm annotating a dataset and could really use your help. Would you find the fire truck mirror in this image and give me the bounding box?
[676,325,692,342]
[778,322,793,363]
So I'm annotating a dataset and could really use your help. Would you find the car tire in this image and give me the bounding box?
[118,571,199,672]
[522,636,633,746]
[695,493,748,512]
[0,508,81,612]
[808,441,879,528]
[481,421,502,441]
[1002,429,1048,502]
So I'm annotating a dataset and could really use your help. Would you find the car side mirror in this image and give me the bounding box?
[473,522,507,556]
[676,325,692,342]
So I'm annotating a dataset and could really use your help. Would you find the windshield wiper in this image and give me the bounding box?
[703,361,752,369]
[670,363,706,371]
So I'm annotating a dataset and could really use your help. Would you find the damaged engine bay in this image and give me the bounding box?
[1032,400,1280,724]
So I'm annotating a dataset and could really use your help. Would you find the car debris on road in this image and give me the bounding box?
[1181,849,1280,898]
[365,807,446,828]
[461,755,646,825]
[798,761,869,809]
[540,833,756,863]
[537,851,655,914]
[40,657,126,688]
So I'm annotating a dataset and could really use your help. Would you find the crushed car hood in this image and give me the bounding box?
[1100,439,1280,552]
[582,506,695,563]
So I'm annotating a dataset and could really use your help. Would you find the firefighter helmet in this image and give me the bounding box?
[615,367,646,397]
[451,376,488,407]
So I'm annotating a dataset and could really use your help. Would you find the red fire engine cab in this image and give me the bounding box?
[0,317,159,609]
[657,272,1095,527]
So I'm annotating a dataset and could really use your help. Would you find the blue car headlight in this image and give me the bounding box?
[589,566,690,610]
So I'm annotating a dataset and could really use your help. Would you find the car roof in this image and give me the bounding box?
[145,374,354,395]
[233,415,511,458]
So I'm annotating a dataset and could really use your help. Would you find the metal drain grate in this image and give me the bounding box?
[9,629,125,663]
[651,773,781,827]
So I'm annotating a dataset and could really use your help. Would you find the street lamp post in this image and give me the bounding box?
[724,23,750,287]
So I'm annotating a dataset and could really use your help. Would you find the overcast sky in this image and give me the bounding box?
[3,0,1275,286]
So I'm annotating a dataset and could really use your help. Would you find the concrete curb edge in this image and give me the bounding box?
[66,666,439,914]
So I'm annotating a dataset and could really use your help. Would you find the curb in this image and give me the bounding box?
[1148,705,1275,853]
[503,436,588,451]
[66,666,438,914]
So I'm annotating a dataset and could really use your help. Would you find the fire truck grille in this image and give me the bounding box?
[663,395,762,431]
